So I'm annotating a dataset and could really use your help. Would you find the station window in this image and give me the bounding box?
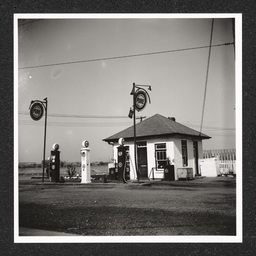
[155,143,167,170]
[137,141,147,148]
[181,140,188,167]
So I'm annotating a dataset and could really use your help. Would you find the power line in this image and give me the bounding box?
[200,19,214,135]
[180,123,235,131]
[18,117,235,131]
[19,42,234,70]
[19,121,235,131]
[19,111,235,130]
[18,111,129,119]
[19,120,131,127]
[19,109,236,130]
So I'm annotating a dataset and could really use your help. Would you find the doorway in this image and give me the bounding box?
[193,141,199,175]
[137,141,148,179]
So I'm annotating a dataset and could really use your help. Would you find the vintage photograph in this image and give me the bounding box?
[14,14,242,243]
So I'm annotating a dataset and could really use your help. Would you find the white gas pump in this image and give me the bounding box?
[80,140,91,184]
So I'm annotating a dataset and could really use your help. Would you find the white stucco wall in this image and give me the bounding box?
[170,138,203,179]
[146,138,175,180]
[111,137,203,181]
[198,141,203,159]
[173,138,182,180]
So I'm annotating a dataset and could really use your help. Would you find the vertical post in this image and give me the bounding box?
[199,19,214,136]
[42,98,48,182]
[133,83,139,182]
[81,147,91,183]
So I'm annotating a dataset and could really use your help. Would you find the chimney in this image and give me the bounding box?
[168,117,176,122]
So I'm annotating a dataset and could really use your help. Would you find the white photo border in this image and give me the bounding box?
[14,13,242,243]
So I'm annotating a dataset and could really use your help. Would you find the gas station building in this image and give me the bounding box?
[103,114,211,181]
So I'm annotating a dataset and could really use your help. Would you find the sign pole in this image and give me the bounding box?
[129,83,151,183]
[42,98,48,182]
[132,83,139,183]
[29,97,48,183]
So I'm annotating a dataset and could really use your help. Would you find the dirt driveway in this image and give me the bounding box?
[19,177,236,236]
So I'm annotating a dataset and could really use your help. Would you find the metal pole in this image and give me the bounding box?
[42,98,48,182]
[133,83,139,182]
[199,19,214,136]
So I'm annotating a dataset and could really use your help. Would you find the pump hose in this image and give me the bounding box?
[125,155,137,183]
[122,157,127,183]
[122,153,135,183]
[122,153,129,183]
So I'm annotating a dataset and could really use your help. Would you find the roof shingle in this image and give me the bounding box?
[103,114,211,142]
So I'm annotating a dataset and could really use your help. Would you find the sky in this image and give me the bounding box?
[16,15,237,163]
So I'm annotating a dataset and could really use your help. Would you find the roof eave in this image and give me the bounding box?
[103,133,211,143]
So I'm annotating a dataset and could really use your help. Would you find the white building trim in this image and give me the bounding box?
[112,136,203,181]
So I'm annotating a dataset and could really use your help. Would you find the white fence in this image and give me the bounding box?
[201,149,236,176]
[217,160,236,175]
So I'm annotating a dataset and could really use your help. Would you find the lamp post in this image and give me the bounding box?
[129,83,151,182]
[29,98,48,182]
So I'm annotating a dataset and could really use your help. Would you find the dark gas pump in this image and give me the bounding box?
[117,138,130,183]
[50,143,60,182]
[163,158,175,181]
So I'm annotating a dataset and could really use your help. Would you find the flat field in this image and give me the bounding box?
[18,165,109,177]
[18,175,236,236]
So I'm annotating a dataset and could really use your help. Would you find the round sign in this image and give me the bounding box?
[135,90,147,111]
[82,140,89,148]
[52,143,59,151]
[118,138,124,146]
[30,102,44,121]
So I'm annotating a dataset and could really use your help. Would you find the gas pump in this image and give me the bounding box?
[117,138,130,183]
[163,158,175,181]
[80,140,91,184]
[50,143,60,182]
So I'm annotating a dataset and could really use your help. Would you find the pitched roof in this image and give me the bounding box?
[103,114,211,142]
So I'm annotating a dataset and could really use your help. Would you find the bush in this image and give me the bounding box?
[66,164,76,178]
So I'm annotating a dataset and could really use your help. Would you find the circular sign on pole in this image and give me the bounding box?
[30,102,44,121]
[52,143,59,151]
[118,138,125,146]
[135,90,147,111]
[82,140,89,148]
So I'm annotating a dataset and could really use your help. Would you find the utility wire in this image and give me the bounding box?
[180,123,235,131]
[199,19,214,135]
[18,120,131,127]
[18,111,128,119]
[19,111,235,130]
[18,115,235,131]
[19,42,234,70]
[19,120,235,133]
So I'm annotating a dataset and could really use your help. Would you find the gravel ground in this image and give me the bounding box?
[19,176,236,236]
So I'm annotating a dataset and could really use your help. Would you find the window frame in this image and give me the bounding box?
[155,143,168,171]
[181,140,188,167]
